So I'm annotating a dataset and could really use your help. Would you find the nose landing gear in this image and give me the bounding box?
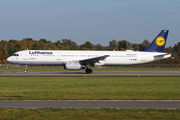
[24,65,28,73]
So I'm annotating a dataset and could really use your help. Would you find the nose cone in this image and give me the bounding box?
[7,57,12,63]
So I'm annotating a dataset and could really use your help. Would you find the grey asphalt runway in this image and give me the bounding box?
[0,71,180,77]
[0,100,180,109]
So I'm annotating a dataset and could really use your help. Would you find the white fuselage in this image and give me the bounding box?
[7,50,171,66]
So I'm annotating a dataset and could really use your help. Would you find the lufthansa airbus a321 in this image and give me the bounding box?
[7,30,171,73]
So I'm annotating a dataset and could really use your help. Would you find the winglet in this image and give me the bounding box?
[143,30,169,52]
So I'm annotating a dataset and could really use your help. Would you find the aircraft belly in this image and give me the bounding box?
[16,61,63,66]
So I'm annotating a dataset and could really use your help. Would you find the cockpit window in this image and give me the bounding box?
[12,54,19,56]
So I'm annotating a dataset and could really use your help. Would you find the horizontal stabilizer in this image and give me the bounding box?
[153,53,171,57]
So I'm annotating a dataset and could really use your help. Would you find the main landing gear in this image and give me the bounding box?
[85,65,93,74]
[85,68,93,74]
[24,65,28,73]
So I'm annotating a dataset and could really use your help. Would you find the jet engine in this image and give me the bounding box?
[64,62,85,70]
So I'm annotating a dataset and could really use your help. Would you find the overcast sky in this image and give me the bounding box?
[0,0,180,47]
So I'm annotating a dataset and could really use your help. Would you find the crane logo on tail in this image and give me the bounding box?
[155,36,165,46]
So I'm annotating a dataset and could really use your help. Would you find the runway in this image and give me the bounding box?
[0,71,180,77]
[0,100,180,109]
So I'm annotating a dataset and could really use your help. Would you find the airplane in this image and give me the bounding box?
[7,30,171,73]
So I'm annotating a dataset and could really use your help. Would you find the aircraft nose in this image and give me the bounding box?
[7,57,11,63]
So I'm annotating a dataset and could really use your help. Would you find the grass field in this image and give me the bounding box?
[0,77,180,100]
[1,77,180,119]
[0,108,180,120]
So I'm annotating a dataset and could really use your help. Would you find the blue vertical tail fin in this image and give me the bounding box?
[143,30,169,52]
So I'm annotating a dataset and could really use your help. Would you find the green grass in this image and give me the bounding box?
[0,108,180,120]
[0,77,180,100]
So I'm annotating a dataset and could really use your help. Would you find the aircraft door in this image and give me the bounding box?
[23,50,28,60]
[141,54,146,61]
[56,52,61,60]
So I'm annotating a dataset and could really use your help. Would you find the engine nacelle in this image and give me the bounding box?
[64,62,85,70]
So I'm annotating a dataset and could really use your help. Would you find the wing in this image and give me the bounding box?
[79,55,109,66]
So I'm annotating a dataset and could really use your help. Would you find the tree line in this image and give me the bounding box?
[0,38,180,64]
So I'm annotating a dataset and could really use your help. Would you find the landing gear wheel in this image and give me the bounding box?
[24,70,27,73]
[85,69,93,74]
